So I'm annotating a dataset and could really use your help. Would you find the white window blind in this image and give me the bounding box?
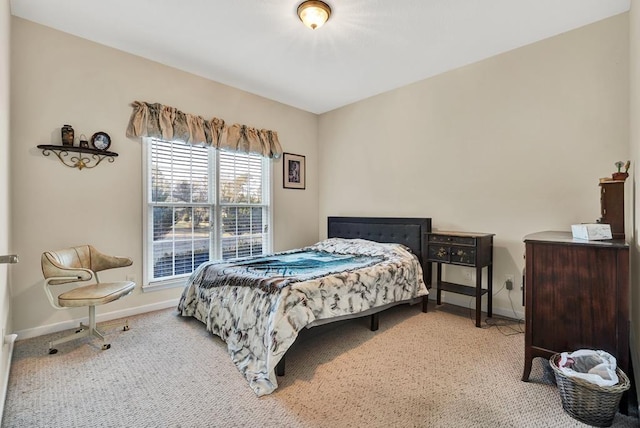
[144,139,271,287]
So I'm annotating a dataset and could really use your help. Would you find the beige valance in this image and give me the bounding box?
[126,101,283,159]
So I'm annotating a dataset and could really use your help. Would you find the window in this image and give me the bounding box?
[143,138,271,289]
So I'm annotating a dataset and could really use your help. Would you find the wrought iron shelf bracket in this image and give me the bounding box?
[37,145,119,170]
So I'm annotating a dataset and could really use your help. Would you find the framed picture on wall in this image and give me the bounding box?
[283,152,305,190]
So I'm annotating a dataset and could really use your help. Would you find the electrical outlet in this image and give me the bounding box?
[505,274,514,290]
[463,270,476,283]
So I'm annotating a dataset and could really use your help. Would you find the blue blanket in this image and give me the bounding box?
[197,251,385,293]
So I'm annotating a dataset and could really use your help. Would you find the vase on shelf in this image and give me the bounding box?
[61,124,74,146]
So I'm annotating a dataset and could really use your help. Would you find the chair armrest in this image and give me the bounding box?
[41,253,94,285]
[89,246,133,272]
[43,275,93,309]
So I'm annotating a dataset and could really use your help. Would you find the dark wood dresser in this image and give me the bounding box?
[521,231,629,390]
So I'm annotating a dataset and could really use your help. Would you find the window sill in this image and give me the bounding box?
[142,277,188,293]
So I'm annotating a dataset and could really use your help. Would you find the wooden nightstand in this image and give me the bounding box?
[426,231,494,327]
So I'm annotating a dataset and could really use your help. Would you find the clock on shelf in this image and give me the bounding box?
[91,132,111,151]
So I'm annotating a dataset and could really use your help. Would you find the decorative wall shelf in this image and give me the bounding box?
[37,145,118,170]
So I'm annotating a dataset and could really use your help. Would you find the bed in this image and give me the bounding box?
[177,216,432,396]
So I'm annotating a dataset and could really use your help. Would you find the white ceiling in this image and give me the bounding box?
[10,0,631,114]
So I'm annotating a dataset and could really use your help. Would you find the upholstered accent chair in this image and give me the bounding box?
[41,245,135,354]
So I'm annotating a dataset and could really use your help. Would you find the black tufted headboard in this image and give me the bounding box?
[327,216,432,287]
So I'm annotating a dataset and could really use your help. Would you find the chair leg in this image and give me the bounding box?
[48,325,90,354]
[87,306,111,350]
[100,316,130,332]
[48,306,113,354]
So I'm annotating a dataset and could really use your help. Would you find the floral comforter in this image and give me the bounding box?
[177,238,428,396]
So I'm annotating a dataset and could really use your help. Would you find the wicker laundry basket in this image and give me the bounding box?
[549,353,630,427]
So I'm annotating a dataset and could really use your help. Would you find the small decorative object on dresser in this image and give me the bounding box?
[91,131,111,151]
[570,223,611,240]
[283,152,305,189]
[598,176,626,240]
[611,160,630,181]
[426,231,494,327]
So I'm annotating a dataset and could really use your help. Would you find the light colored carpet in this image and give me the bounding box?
[2,302,637,428]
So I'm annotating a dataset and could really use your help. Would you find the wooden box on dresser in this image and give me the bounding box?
[521,231,631,411]
[599,180,625,239]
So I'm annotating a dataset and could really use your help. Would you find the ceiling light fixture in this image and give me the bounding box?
[297,1,331,30]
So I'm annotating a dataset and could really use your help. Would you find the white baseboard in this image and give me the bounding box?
[19,295,522,341]
[427,293,524,321]
[14,299,179,341]
[0,333,17,423]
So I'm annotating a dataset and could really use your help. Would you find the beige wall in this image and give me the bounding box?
[0,0,14,413]
[318,14,630,320]
[9,18,319,336]
[629,4,640,396]
[9,11,636,364]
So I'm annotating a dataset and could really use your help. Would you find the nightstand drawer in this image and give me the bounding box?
[427,245,476,266]
[428,234,476,246]
[427,245,449,262]
[450,246,476,265]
